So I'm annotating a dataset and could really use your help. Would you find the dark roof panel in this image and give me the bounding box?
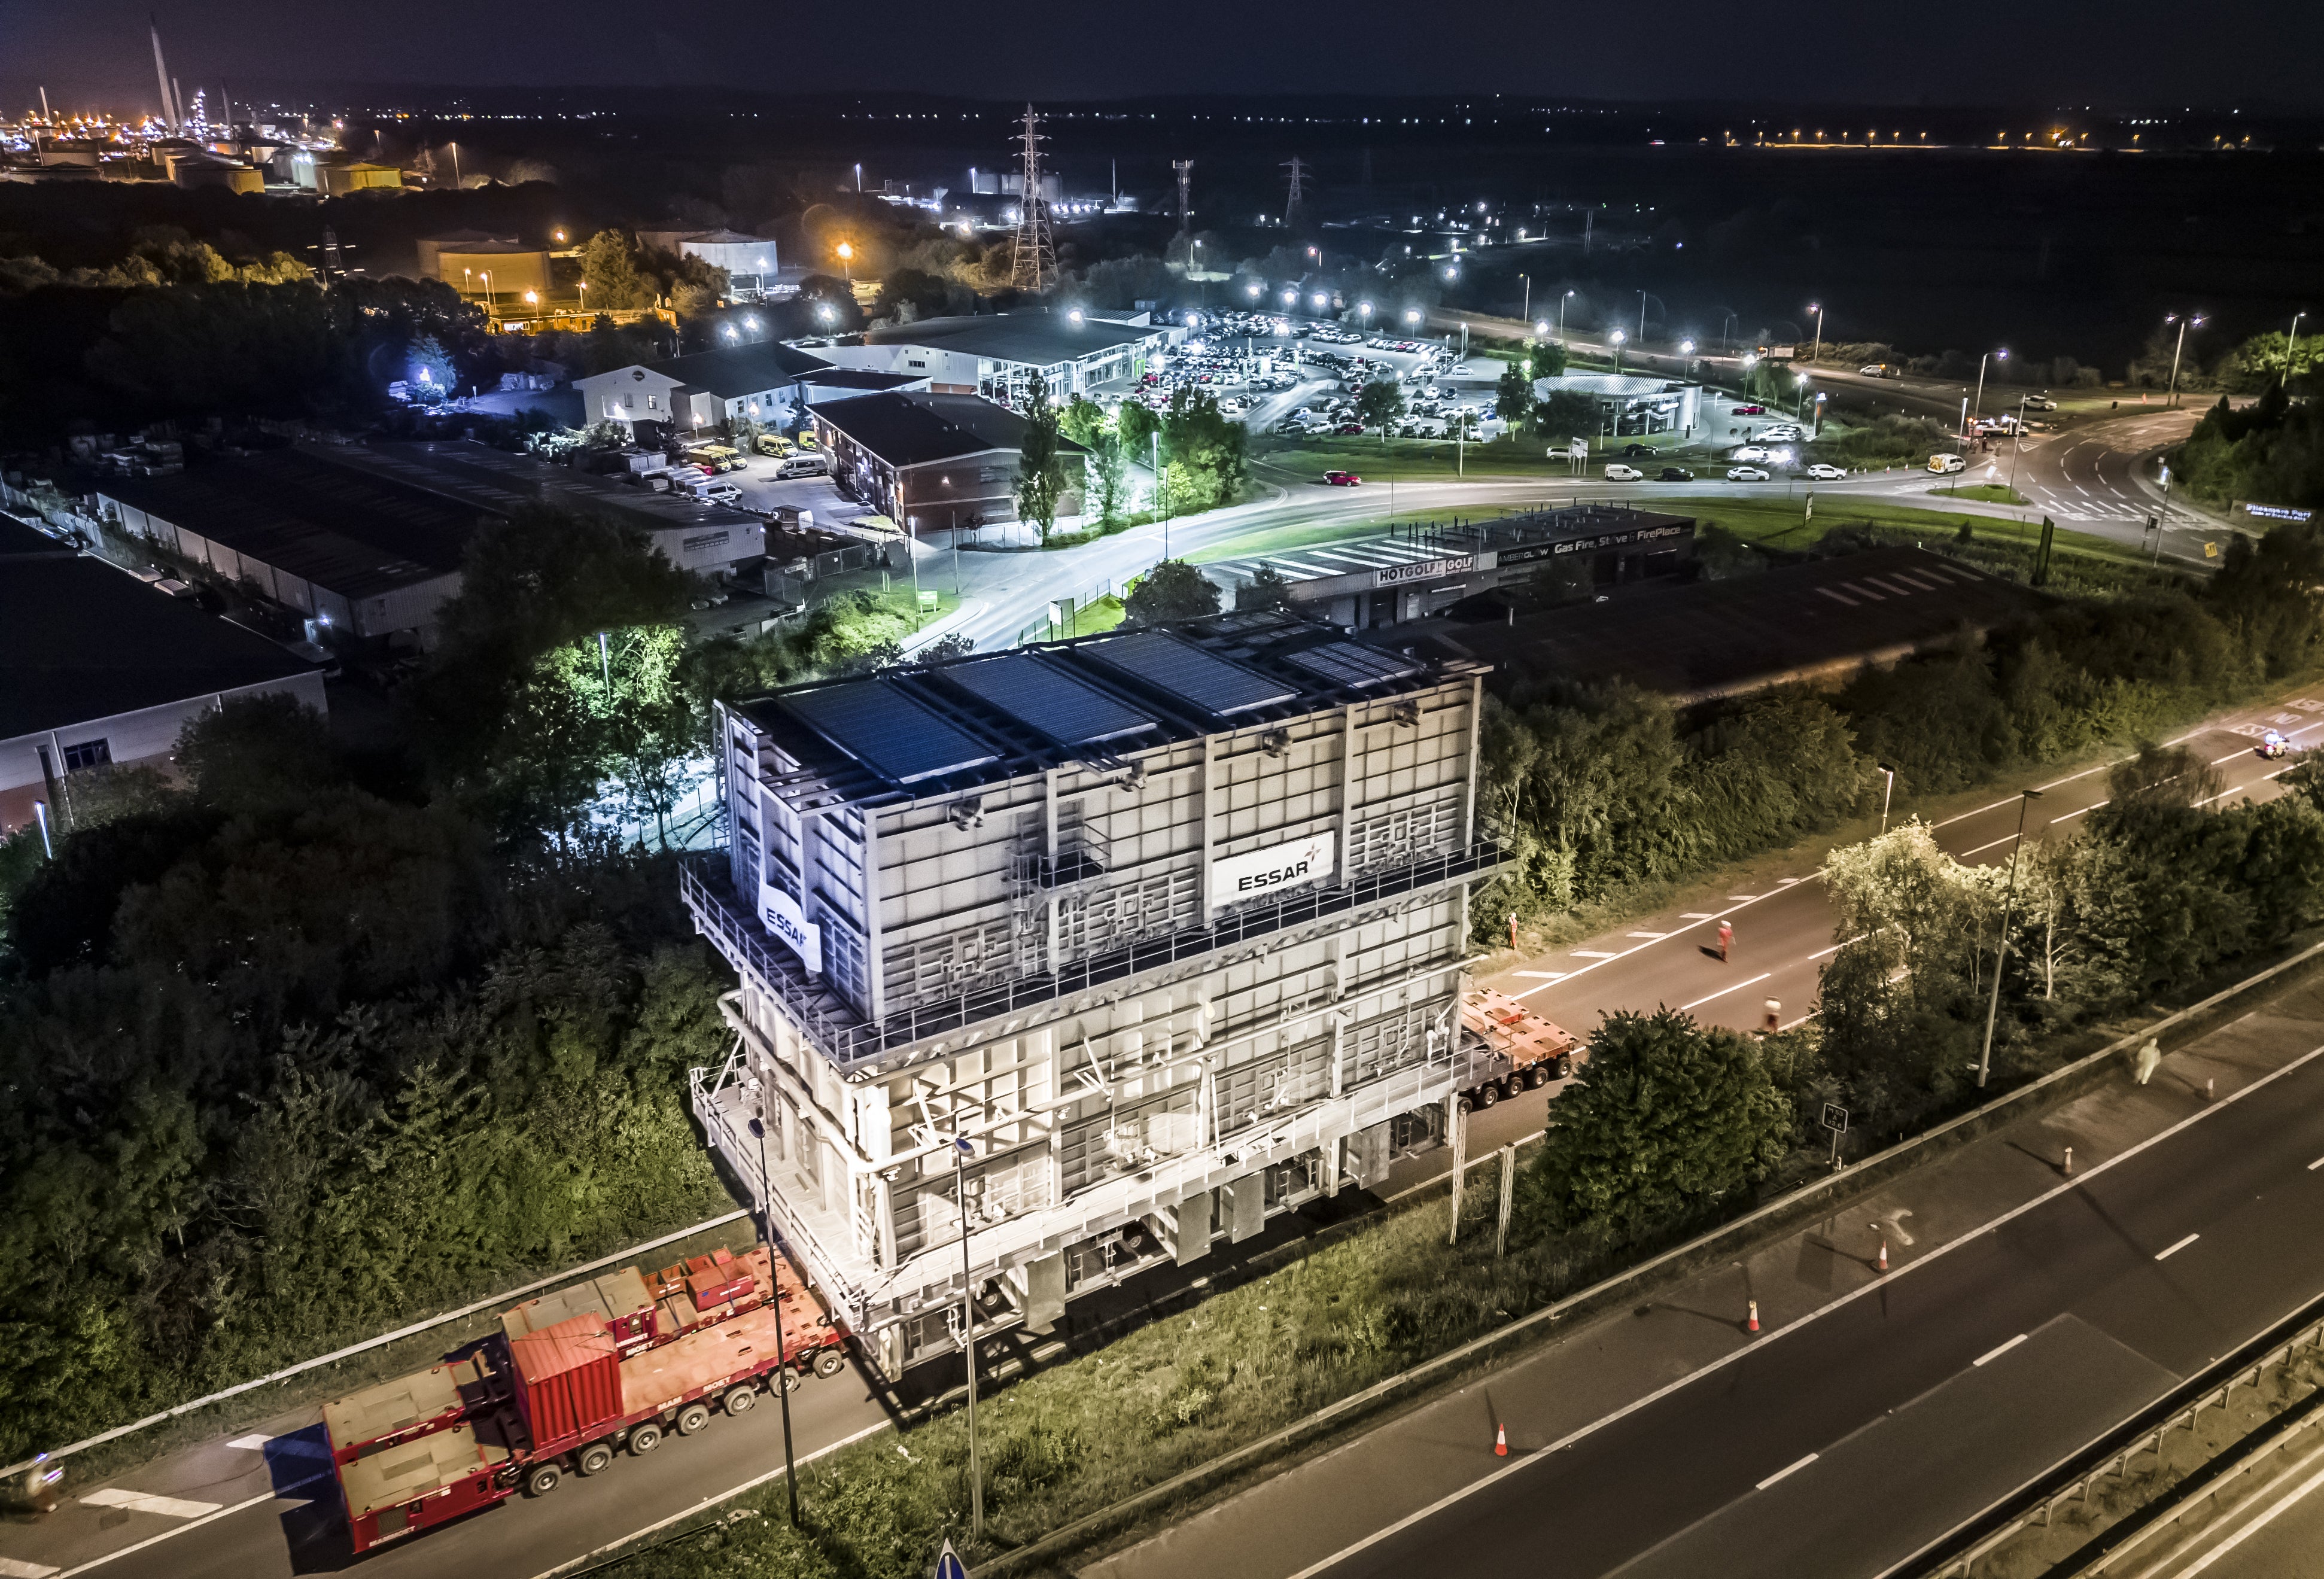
[1079,632,1299,717]
[1282,641,1424,690]
[646,343,834,397]
[942,653,1156,746]
[811,392,1087,470]
[781,680,999,784]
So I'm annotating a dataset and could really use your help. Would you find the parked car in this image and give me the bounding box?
[1805,463,1848,481]
[775,454,829,479]
[1730,445,1772,463]
[1732,404,1766,415]
[1726,466,1771,482]
[1335,422,1366,436]
[1657,466,1694,482]
[1858,363,1901,378]
[1620,442,1659,458]
[2023,395,2059,412]
[1604,463,1644,482]
[1928,453,1967,474]
[1323,470,1363,486]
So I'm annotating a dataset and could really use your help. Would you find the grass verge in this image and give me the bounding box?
[1929,482,2032,506]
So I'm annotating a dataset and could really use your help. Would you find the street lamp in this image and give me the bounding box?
[1976,790,2045,1089]
[1807,302,1824,366]
[743,1078,802,1527]
[836,241,853,283]
[1520,273,1531,323]
[952,1134,985,1541]
[1877,763,1896,834]
[522,290,538,327]
[1610,327,1625,373]
[1972,349,2007,428]
[1794,369,1810,419]
[1246,282,1261,299]
[1359,302,1373,322]
[1404,309,1422,325]
[2286,311,2308,385]
[2164,312,2206,407]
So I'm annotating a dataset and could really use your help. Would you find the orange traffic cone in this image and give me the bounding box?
[1747,1299,1760,1333]
[1878,1239,1889,1272]
[1494,1421,1509,1457]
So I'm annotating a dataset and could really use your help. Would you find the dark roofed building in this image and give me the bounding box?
[1,537,326,836]
[820,310,1173,404]
[94,450,485,640]
[808,392,1088,531]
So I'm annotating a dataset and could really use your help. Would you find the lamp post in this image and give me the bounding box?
[836,242,853,284]
[2287,311,2308,386]
[1976,789,2045,1089]
[744,1078,802,1527]
[2006,393,2031,495]
[953,1136,984,1542]
[1794,369,1809,420]
[1520,273,1531,324]
[1808,302,1824,366]
[2164,312,2205,407]
[522,289,537,328]
[1972,348,2007,428]
[1559,289,1574,351]
[1610,327,1626,375]
[1877,763,1896,834]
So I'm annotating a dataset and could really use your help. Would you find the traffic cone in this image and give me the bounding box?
[1747,1299,1760,1333]
[1877,1239,1889,1272]
[1494,1421,1508,1457]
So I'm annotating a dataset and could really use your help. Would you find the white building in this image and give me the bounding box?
[638,229,783,300]
[573,344,927,436]
[818,311,1173,406]
[682,615,1508,1376]
[1531,373,1704,440]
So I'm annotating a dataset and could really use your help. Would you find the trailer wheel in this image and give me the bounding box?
[525,1464,561,1497]
[1501,1076,1527,1101]
[676,1403,712,1437]
[812,1347,848,1380]
[576,1443,615,1477]
[723,1385,758,1416]
[778,1365,804,1394]
[1556,1053,1574,1079]
[1454,1094,1474,1115]
[1525,1066,1550,1090]
[629,1423,664,1456]
[1474,1082,1499,1109]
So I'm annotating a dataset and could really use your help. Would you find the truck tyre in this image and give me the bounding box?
[676,1403,712,1437]
[1525,1066,1550,1090]
[723,1385,758,1416]
[778,1365,804,1394]
[1474,1082,1498,1109]
[577,1443,615,1477]
[1454,1094,1474,1115]
[629,1423,664,1456]
[1556,1053,1574,1079]
[813,1347,848,1380]
[526,1464,561,1497]
[1501,1076,1527,1101]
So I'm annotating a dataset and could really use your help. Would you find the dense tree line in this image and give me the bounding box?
[2173,386,2324,512]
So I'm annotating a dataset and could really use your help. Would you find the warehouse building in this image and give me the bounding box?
[680,613,1508,1375]
[637,229,784,300]
[809,391,1087,531]
[819,311,1174,406]
[0,516,324,836]
[1530,373,1705,440]
[573,344,926,435]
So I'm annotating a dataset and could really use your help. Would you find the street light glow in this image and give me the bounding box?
[1610,329,1626,344]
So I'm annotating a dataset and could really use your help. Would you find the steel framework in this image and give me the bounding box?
[1008,105,1057,291]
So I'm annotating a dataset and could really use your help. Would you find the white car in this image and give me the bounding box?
[1805,463,1847,481]
[1759,426,1803,441]
[1730,445,1772,463]
[1604,463,1645,482]
[1726,466,1771,482]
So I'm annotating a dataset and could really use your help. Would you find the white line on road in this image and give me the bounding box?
[1570,950,1617,959]
[0,1559,60,1578]
[1680,912,1717,919]
[225,1435,272,1451]
[1678,973,1773,1013]
[1627,932,1669,939]
[77,1489,221,1519]
[2175,1452,2324,1578]
[2155,1233,2201,1262]
[1282,1040,2324,1579]
[1811,933,1869,961]
[2050,802,2104,825]
[1727,895,1761,901]
[2309,1155,2324,1171]
[1961,833,2021,857]
[1756,1453,1819,1491]
[1973,1334,2029,1367]
[1515,971,1566,981]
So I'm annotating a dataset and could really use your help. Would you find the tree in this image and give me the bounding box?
[1532,389,1600,445]
[175,694,345,810]
[1159,388,1249,511]
[1090,429,1130,529]
[405,333,455,394]
[1124,560,1221,626]
[579,230,656,311]
[1116,398,1160,460]
[1531,339,1568,379]
[1494,361,1535,428]
[1356,378,1404,443]
[1523,1008,1790,1243]
[1236,564,1292,611]
[1015,374,1070,542]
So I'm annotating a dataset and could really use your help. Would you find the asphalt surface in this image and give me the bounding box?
[2146,1429,2324,1577]
[1303,1036,2324,1579]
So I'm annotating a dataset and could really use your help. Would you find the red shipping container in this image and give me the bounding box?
[506,1313,622,1450]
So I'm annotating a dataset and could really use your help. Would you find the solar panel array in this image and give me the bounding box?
[783,680,999,784]
[1081,632,1298,717]
[1282,641,1425,690]
[942,654,1157,746]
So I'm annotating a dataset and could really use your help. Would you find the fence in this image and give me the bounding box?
[1014,553,1161,646]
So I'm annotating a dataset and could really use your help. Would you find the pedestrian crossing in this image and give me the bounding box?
[1209,536,1457,581]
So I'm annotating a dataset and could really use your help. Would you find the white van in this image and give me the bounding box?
[1604,463,1645,482]
[1928,453,1967,474]
[775,454,829,479]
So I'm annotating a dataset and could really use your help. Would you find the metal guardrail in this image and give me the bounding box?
[682,835,1513,1073]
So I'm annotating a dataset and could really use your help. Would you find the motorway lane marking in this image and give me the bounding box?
[1677,973,1772,1013]
[1282,1039,2324,1579]
[2173,1444,2324,1578]
[54,1471,330,1577]
[530,1420,895,1579]
[1973,1334,2030,1367]
[0,1560,60,1578]
[1811,933,1869,961]
[1516,971,1567,980]
[1755,1453,1818,1491]
[2050,802,2104,825]
[77,1489,221,1519]
[1571,950,1617,959]
[1961,833,2021,857]
[1681,912,1717,919]
[1627,932,1669,939]
[1727,894,1760,901]
[2156,1233,2202,1262]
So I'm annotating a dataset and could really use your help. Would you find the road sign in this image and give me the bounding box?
[935,1540,972,1579]
[919,589,939,614]
[1821,1102,1849,1134]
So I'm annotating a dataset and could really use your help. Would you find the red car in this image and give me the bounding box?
[1323,470,1362,486]
[1731,404,1765,415]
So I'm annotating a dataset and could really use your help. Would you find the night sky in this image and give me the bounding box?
[3,0,2319,114]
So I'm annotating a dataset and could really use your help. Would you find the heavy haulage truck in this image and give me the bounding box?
[1454,988,1583,1111]
[325,1242,849,1555]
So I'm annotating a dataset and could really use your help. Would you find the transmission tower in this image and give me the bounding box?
[1173,159,1193,236]
[1008,105,1057,291]
[1282,156,1309,225]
